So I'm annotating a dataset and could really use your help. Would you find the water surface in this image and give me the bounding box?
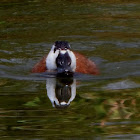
[0,0,140,139]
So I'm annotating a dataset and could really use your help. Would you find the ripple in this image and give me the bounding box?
[103,79,140,90]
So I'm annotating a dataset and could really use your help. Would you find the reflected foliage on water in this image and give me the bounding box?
[0,77,140,138]
[0,0,140,139]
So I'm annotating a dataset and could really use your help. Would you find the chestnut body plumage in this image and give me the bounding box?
[32,41,99,75]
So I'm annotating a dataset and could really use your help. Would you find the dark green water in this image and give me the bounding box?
[0,0,140,139]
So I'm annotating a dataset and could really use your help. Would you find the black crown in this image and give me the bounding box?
[54,41,71,51]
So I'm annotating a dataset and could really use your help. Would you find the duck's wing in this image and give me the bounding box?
[74,52,99,75]
[31,55,47,73]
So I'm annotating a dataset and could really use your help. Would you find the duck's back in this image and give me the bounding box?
[74,52,99,75]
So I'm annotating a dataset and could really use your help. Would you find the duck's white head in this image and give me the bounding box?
[46,41,76,76]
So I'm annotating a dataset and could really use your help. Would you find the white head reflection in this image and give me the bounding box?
[46,78,76,108]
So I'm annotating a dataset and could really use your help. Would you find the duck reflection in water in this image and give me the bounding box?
[46,77,76,108]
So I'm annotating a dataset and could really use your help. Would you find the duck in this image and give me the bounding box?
[32,41,99,76]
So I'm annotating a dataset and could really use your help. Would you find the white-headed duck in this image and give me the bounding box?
[32,41,99,76]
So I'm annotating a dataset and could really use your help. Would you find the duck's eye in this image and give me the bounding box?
[60,61,64,65]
